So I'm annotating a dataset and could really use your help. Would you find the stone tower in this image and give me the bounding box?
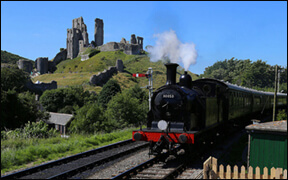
[130,34,137,44]
[17,59,33,73]
[35,57,48,74]
[94,18,104,47]
[66,17,89,59]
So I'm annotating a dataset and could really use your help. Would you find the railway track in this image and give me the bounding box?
[112,154,203,179]
[1,139,149,179]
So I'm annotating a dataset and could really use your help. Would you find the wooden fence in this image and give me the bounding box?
[203,156,287,179]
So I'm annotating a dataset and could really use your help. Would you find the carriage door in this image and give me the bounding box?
[216,85,224,123]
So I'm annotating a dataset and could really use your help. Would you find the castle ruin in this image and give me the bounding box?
[67,17,89,59]
[31,17,144,76]
[17,59,33,73]
[94,18,104,47]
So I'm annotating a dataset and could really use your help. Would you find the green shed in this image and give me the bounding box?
[246,120,287,174]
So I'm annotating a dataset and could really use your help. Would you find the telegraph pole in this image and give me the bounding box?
[273,65,278,121]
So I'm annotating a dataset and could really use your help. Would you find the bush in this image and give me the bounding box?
[89,49,100,58]
[277,109,287,121]
[104,89,148,130]
[1,90,49,130]
[98,79,121,108]
[1,120,58,140]
[39,86,97,113]
[69,103,105,134]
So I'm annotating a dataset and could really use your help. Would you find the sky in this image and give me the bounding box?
[1,1,287,75]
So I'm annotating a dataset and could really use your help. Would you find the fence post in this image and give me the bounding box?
[203,156,212,179]
[226,165,231,179]
[271,167,276,179]
[283,169,287,179]
[255,166,260,179]
[275,168,282,179]
[211,157,218,179]
[248,166,253,179]
[240,166,246,179]
[263,167,268,179]
[219,164,224,179]
[233,165,239,179]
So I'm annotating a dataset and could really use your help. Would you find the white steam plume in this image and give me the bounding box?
[147,29,197,70]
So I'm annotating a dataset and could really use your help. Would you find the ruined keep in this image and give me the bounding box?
[130,34,137,44]
[17,59,33,73]
[67,17,89,59]
[94,18,104,47]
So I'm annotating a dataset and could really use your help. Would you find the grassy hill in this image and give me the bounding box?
[1,50,34,66]
[32,48,199,93]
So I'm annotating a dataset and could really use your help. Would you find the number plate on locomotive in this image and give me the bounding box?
[163,94,175,98]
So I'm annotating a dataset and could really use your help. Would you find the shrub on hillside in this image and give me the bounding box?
[89,49,100,58]
[98,79,121,108]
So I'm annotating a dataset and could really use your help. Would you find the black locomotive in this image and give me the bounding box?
[133,63,287,155]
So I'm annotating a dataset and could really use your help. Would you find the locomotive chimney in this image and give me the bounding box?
[165,63,179,85]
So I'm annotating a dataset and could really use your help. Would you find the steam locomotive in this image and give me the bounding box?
[132,63,287,155]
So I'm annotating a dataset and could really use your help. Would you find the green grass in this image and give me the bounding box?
[1,128,138,175]
[32,50,199,93]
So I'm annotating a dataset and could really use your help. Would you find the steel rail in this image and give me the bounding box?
[47,142,149,179]
[112,152,170,179]
[162,163,186,179]
[1,139,134,179]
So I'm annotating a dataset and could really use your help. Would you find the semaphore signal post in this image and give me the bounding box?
[132,67,153,111]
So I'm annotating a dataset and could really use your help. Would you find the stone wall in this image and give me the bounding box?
[25,80,57,95]
[90,66,117,86]
[89,59,124,86]
[98,34,143,55]
[81,54,89,61]
[53,49,67,65]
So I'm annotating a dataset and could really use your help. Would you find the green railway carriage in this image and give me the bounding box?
[192,78,287,128]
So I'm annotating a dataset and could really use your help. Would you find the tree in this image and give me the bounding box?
[69,103,105,134]
[104,89,148,130]
[1,89,49,130]
[1,66,30,92]
[98,79,121,107]
[199,58,286,90]
[39,86,97,113]
[127,84,149,104]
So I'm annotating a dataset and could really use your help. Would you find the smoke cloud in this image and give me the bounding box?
[147,30,197,70]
